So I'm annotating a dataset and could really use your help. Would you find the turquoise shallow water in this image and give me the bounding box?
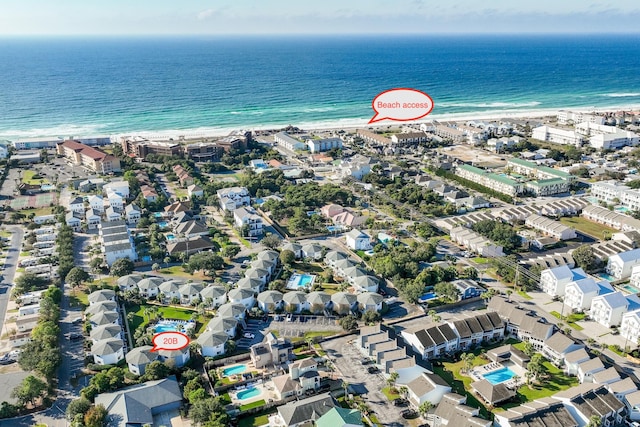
[1,35,640,138]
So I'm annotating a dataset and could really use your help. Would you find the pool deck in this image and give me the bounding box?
[229,382,274,406]
[469,361,526,389]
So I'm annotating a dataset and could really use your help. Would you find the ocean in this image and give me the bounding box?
[1,34,640,139]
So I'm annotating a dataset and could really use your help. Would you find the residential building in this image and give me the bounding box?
[540,265,587,297]
[274,131,306,151]
[558,110,606,125]
[590,292,629,328]
[621,309,640,348]
[335,155,372,180]
[187,184,204,198]
[583,204,640,233]
[564,277,613,311]
[450,226,504,258]
[401,324,459,359]
[433,393,491,427]
[542,332,584,366]
[217,186,251,211]
[268,393,336,427]
[120,137,182,159]
[57,140,121,173]
[12,136,62,150]
[124,203,141,225]
[166,236,216,257]
[307,137,342,153]
[531,125,582,147]
[606,248,640,280]
[95,376,182,427]
[99,220,136,267]
[125,346,157,375]
[494,400,579,427]
[471,379,515,406]
[315,407,363,427]
[197,330,228,357]
[390,131,429,144]
[91,338,124,365]
[65,211,82,231]
[525,214,577,240]
[345,229,371,250]
[250,332,293,369]
[405,372,452,407]
[234,206,264,237]
[455,164,524,197]
[553,384,625,426]
[434,124,465,142]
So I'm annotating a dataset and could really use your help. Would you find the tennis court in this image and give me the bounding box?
[8,192,57,210]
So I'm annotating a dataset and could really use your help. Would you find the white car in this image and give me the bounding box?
[243,332,255,339]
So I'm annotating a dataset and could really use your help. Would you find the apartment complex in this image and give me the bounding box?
[591,180,640,212]
[455,164,524,196]
[274,131,306,151]
[120,133,247,160]
[557,110,606,125]
[57,140,121,174]
[531,125,583,147]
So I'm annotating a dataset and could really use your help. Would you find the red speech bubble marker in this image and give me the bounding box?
[151,331,190,352]
[369,88,434,124]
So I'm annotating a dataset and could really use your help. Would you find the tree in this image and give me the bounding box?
[188,397,229,427]
[188,252,225,274]
[279,250,295,266]
[386,372,399,389]
[90,257,104,273]
[66,267,89,290]
[572,245,599,273]
[427,310,441,323]
[66,397,92,420]
[399,385,409,399]
[362,310,381,324]
[512,374,521,389]
[84,404,108,427]
[434,282,460,303]
[460,267,478,280]
[461,353,475,373]
[143,361,170,381]
[418,401,434,419]
[261,234,282,249]
[338,315,358,331]
[586,414,602,427]
[11,375,48,408]
[522,341,535,357]
[110,258,134,277]
[221,245,240,258]
[13,273,48,295]
[152,263,160,272]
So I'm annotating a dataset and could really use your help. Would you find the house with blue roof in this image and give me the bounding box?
[540,265,587,297]
[590,291,630,328]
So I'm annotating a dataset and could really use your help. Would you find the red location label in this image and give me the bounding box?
[151,331,190,352]
[369,88,434,124]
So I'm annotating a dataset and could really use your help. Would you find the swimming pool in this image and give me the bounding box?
[287,273,316,290]
[223,364,247,376]
[236,387,260,400]
[154,320,196,334]
[154,212,163,218]
[166,233,175,240]
[483,367,516,385]
[615,206,630,213]
[327,225,344,232]
[599,272,617,282]
[623,284,640,294]
[419,292,438,302]
[158,221,169,228]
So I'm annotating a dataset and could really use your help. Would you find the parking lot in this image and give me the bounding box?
[321,335,406,427]
[237,315,343,349]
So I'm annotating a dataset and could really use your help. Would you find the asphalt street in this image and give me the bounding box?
[0,226,25,335]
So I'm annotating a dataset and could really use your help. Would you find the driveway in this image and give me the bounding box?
[321,335,406,427]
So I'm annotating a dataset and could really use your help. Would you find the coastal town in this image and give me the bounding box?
[4,109,640,427]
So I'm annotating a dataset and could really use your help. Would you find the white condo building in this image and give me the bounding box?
[532,125,583,147]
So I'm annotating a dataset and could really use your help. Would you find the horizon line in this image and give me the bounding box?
[1,31,640,38]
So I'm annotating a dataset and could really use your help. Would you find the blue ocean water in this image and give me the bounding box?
[1,35,640,138]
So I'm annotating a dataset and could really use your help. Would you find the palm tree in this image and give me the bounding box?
[512,374,521,389]
[357,401,368,416]
[506,289,513,301]
[399,386,409,399]
[418,401,434,419]
[525,371,535,388]
[306,337,315,351]
[586,414,602,427]
[461,353,475,373]
[386,372,399,389]
[342,380,350,397]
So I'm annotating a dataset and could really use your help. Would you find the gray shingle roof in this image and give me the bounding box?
[277,393,336,426]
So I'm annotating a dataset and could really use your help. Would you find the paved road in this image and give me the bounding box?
[0,226,25,334]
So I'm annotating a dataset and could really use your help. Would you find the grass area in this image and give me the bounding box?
[0,231,12,238]
[550,311,585,330]
[381,386,400,401]
[19,207,54,216]
[127,303,202,332]
[158,265,208,280]
[559,216,617,239]
[607,344,626,356]
[472,257,489,264]
[22,170,50,185]
[219,392,232,404]
[290,262,325,274]
[517,290,532,300]
[321,283,340,295]
[238,412,274,427]
[289,330,337,344]
[239,399,265,411]
[69,289,89,308]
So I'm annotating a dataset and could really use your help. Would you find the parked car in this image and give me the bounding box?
[360,358,372,365]
[401,409,418,419]
[72,318,83,324]
[367,366,379,374]
[243,332,255,339]
[393,398,409,407]
[67,333,84,341]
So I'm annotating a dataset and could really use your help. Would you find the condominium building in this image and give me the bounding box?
[120,137,182,158]
[582,204,640,233]
[455,164,524,196]
[356,129,391,146]
[307,137,342,153]
[531,125,583,147]
[591,180,640,211]
[525,214,577,240]
[434,124,465,143]
[217,186,251,211]
[557,110,606,125]
[274,132,306,151]
[56,140,121,174]
[507,158,574,183]
[575,122,639,150]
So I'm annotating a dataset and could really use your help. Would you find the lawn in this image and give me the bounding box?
[516,290,532,300]
[127,303,202,332]
[381,386,400,401]
[19,207,54,216]
[239,399,265,411]
[22,170,50,185]
[550,311,585,331]
[238,412,275,427]
[158,265,209,280]
[289,330,337,344]
[559,216,617,239]
[0,231,12,238]
[472,257,489,264]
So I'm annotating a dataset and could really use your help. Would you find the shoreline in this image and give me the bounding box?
[3,103,640,142]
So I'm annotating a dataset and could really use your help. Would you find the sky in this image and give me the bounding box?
[1,0,639,35]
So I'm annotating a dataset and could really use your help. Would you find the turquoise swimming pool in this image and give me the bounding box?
[236,387,260,400]
[166,233,175,240]
[223,364,247,376]
[483,367,516,385]
[154,320,195,334]
[287,273,316,290]
[623,284,640,294]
